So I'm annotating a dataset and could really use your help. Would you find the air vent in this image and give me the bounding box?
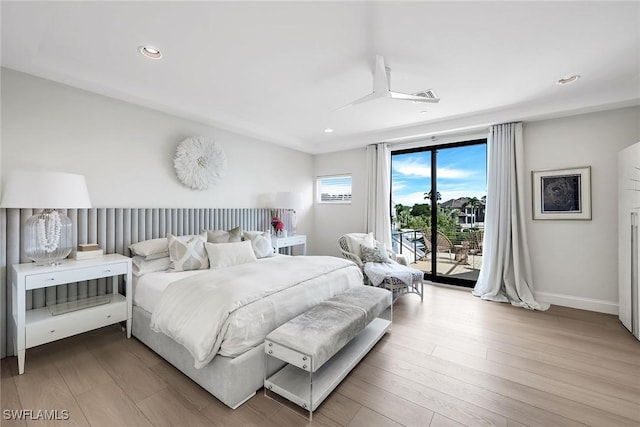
[413,89,438,99]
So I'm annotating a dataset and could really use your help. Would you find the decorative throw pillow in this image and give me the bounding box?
[168,233,209,272]
[206,226,243,243]
[129,233,206,257]
[205,241,257,270]
[361,245,391,263]
[243,231,274,258]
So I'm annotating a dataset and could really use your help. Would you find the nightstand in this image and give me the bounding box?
[11,253,132,374]
[272,234,307,255]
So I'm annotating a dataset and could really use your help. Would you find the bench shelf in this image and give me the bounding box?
[265,317,391,414]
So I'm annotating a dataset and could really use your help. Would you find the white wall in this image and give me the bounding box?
[4,68,639,313]
[313,106,640,313]
[1,69,314,236]
[524,106,640,313]
[313,148,367,256]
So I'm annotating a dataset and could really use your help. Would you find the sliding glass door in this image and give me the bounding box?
[391,139,487,287]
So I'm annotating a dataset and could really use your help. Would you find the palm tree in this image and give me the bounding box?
[423,190,442,203]
[394,204,411,228]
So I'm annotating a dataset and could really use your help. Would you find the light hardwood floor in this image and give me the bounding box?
[2,284,639,426]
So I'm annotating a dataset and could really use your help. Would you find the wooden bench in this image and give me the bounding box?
[264,286,392,419]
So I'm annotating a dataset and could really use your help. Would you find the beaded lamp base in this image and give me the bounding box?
[24,209,72,265]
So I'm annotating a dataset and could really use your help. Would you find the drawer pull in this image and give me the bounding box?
[50,330,55,333]
[104,269,112,273]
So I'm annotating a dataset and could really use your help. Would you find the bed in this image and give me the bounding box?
[130,234,363,409]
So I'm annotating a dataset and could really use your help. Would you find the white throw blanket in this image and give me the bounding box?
[363,260,422,287]
[150,256,358,369]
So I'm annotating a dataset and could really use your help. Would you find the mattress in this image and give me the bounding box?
[133,269,202,313]
[134,256,363,358]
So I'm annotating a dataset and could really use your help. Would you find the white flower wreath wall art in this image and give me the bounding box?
[174,137,227,190]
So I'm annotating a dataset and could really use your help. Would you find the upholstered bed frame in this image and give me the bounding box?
[0,208,292,364]
[133,306,284,408]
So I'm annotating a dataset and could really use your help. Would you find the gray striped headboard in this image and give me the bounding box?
[0,207,291,358]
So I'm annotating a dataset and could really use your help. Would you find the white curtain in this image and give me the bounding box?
[473,123,549,310]
[365,143,392,250]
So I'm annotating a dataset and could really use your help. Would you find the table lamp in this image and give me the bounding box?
[0,171,92,265]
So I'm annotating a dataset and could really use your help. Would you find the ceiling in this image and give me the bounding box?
[2,1,639,154]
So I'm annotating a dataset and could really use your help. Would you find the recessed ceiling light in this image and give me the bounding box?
[139,45,162,60]
[557,74,580,85]
[324,128,334,133]
[420,110,428,114]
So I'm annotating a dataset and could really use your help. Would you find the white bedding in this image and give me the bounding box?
[142,256,363,368]
[134,270,203,313]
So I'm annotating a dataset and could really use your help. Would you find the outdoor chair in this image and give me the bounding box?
[420,228,454,261]
[463,229,484,268]
[338,233,423,305]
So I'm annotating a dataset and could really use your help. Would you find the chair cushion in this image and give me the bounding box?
[363,261,423,287]
[361,244,390,263]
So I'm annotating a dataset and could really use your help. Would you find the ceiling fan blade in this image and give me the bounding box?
[334,91,385,111]
[389,91,441,103]
[337,54,439,110]
[373,54,390,94]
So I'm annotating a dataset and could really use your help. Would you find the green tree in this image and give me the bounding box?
[410,203,431,217]
[407,215,429,230]
[394,204,411,228]
[423,190,442,203]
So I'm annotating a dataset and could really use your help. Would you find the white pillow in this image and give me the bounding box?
[205,241,257,270]
[346,233,375,258]
[168,233,209,272]
[132,256,171,277]
[129,233,206,257]
[129,238,169,257]
[243,231,274,258]
[138,251,170,261]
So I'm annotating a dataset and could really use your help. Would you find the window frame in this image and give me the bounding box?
[316,174,353,204]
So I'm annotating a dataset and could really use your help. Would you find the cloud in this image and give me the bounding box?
[393,159,474,179]
[439,167,475,179]
[392,191,428,207]
[392,181,407,192]
[393,159,430,177]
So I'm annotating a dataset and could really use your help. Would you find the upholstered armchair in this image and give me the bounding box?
[338,233,408,269]
[338,233,423,304]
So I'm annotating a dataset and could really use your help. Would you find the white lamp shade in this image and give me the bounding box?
[275,191,301,210]
[0,171,92,208]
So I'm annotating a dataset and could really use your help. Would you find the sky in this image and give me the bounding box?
[391,144,487,207]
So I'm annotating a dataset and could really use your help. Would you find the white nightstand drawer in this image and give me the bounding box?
[285,236,306,246]
[25,262,128,290]
[25,296,127,348]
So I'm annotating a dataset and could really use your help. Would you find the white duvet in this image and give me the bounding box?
[149,256,362,369]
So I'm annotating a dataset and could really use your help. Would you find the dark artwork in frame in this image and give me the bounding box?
[532,166,591,220]
[541,174,581,213]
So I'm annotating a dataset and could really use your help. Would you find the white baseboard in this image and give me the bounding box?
[535,291,618,315]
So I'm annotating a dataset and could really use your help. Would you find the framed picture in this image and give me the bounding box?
[532,166,591,220]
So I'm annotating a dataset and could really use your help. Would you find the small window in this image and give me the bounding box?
[317,174,352,203]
